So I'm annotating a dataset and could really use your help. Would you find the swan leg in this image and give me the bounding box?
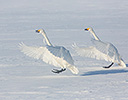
[52,68,66,74]
[103,62,114,68]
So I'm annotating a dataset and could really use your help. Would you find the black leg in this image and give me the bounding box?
[52,68,66,74]
[103,62,114,68]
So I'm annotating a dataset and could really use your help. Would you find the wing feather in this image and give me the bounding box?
[19,43,62,66]
[92,39,120,62]
[19,43,78,74]
[92,39,108,54]
[19,43,46,59]
[46,46,74,65]
[73,44,111,62]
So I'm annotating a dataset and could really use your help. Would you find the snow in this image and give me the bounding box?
[0,0,128,100]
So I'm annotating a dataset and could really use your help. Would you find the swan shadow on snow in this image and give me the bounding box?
[81,68,128,76]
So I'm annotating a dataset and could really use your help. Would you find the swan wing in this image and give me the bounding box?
[92,39,108,54]
[92,39,120,62]
[19,43,61,66]
[46,46,74,65]
[19,43,65,66]
[19,43,78,74]
[73,44,111,62]
[19,43,46,59]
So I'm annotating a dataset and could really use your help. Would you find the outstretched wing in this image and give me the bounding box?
[73,44,112,62]
[46,46,74,65]
[92,39,120,62]
[19,43,46,59]
[92,39,108,54]
[19,43,62,67]
[19,43,78,74]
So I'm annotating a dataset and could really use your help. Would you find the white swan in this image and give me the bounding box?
[19,29,79,74]
[73,27,126,68]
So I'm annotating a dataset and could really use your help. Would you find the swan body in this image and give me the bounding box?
[19,29,79,74]
[74,27,126,68]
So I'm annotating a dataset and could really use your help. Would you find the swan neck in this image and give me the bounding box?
[41,31,52,46]
[90,29,100,41]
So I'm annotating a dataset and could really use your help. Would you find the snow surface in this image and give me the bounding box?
[0,0,128,100]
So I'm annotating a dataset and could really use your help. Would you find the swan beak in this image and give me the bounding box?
[36,29,40,33]
[85,28,90,31]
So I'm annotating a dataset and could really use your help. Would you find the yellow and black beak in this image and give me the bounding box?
[36,29,40,33]
[85,28,90,31]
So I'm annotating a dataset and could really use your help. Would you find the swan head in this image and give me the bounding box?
[84,27,93,31]
[36,29,45,33]
[84,27,100,40]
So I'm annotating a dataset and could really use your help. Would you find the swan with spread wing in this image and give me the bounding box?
[19,29,79,74]
[73,27,126,68]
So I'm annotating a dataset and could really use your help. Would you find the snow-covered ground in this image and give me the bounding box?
[0,0,128,100]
